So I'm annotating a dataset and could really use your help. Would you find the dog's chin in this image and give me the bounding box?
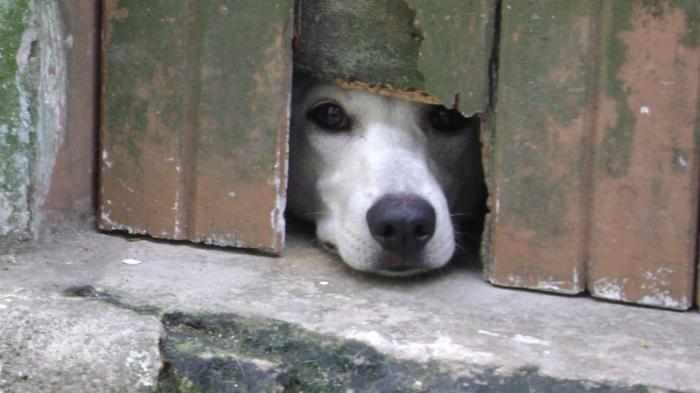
[373,267,431,277]
[338,248,453,277]
[354,261,444,277]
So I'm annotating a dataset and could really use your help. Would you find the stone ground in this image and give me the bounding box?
[0,228,698,392]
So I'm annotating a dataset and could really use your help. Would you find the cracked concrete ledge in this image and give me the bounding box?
[0,289,161,392]
[1,229,699,392]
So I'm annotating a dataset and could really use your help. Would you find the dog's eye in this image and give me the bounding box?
[428,105,468,132]
[308,102,351,131]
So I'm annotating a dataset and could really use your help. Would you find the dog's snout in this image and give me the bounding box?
[366,194,436,257]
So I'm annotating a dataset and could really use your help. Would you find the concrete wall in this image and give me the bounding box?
[0,0,98,250]
[0,0,34,249]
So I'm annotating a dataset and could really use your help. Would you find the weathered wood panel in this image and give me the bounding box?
[488,0,699,309]
[294,0,494,115]
[487,0,595,294]
[100,0,292,253]
[588,1,699,310]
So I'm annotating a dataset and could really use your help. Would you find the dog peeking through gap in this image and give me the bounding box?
[287,74,488,276]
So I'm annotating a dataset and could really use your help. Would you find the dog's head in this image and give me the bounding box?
[288,75,483,276]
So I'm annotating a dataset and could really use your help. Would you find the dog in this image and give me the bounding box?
[287,74,486,276]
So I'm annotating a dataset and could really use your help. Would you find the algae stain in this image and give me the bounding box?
[667,0,699,48]
[0,0,33,246]
[596,1,636,179]
[64,287,653,393]
[496,1,592,235]
[597,1,697,179]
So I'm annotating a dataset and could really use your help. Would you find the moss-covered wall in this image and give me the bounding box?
[0,0,34,250]
[0,0,93,250]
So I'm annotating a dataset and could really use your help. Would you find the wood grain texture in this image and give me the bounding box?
[100,0,293,253]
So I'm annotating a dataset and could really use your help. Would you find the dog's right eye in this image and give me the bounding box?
[307,102,351,131]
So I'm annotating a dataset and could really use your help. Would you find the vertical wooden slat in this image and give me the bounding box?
[100,0,187,239]
[487,1,595,294]
[100,0,292,253]
[588,1,699,310]
[406,0,496,115]
[189,1,291,250]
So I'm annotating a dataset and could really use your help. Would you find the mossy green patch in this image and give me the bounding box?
[103,0,292,180]
[295,0,493,113]
[103,1,186,165]
[668,0,699,48]
[595,1,636,178]
[194,0,292,178]
[596,1,697,178]
[0,0,33,247]
[494,0,593,235]
[406,0,495,113]
[158,312,654,393]
[294,0,424,90]
[63,286,658,392]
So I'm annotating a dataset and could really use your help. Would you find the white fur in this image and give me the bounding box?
[288,77,480,275]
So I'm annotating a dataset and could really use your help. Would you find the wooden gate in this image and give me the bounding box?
[99,0,699,310]
[485,0,699,310]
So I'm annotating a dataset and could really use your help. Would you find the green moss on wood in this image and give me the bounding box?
[668,0,699,47]
[595,1,636,178]
[406,0,495,113]
[294,0,424,89]
[194,0,292,177]
[494,0,594,235]
[103,0,293,179]
[103,1,186,164]
[295,0,493,114]
[596,0,697,178]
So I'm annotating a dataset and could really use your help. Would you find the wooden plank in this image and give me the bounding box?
[41,0,99,229]
[406,0,495,115]
[588,1,699,310]
[99,0,292,253]
[188,1,292,250]
[486,0,595,294]
[295,0,494,115]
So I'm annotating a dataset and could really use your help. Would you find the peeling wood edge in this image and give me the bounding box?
[333,78,441,106]
[96,0,113,232]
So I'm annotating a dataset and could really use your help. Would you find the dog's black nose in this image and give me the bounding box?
[366,194,436,257]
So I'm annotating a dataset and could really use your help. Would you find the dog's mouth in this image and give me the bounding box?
[319,241,338,254]
[367,250,433,276]
[323,238,433,276]
[375,265,427,277]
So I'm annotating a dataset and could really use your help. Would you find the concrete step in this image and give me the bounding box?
[1,230,698,392]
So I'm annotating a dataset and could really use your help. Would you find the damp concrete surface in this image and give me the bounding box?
[0,229,698,392]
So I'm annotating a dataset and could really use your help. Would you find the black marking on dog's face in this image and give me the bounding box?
[428,105,469,132]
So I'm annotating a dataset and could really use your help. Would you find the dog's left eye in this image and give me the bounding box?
[308,102,351,131]
[428,105,468,132]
